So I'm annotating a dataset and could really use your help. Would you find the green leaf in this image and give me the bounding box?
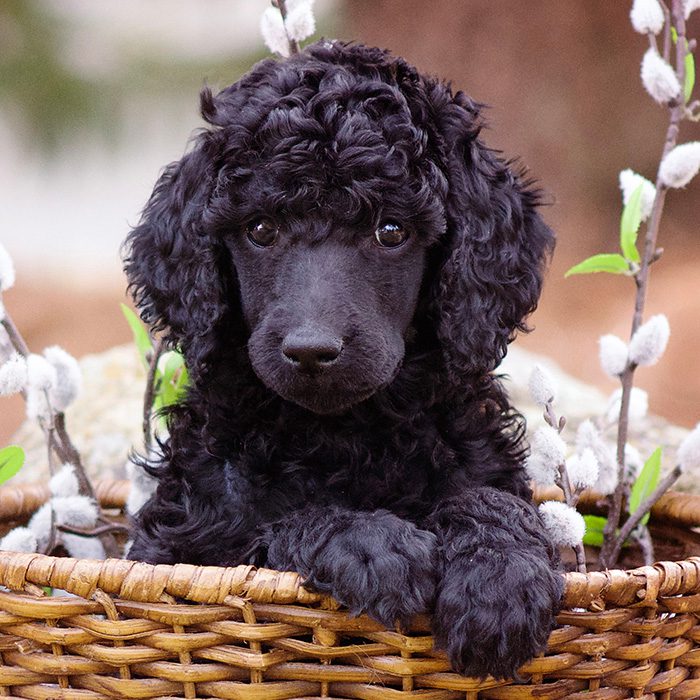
[583,515,608,547]
[685,50,695,103]
[671,29,695,103]
[159,350,185,378]
[629,447,662,527]
[120,303,153,369]
[0,446,25,485]
[565,253,631,278]
[173,363,189,396]
[620,184,643,263]
[155,350,188,409]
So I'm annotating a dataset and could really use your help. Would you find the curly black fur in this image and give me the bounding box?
[123,40,562,679]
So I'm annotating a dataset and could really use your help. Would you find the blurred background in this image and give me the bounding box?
[1,0,698,444]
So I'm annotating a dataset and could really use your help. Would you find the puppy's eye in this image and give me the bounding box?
[246,219,279,247]
[374,222,408,248]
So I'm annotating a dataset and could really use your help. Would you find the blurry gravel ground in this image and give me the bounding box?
[14,345,145,483]
[12,344,696,492]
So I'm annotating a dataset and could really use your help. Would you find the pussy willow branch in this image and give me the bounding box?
[600,0,689,569]
[59,522,131,538]
[1,305,118,558]
[557,463,587,573]
[546,400,586,573]
[661,0,672,62]
[271,0,300,55]
[1,315,30,357]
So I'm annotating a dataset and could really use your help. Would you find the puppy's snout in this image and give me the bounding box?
[282,328,343,372]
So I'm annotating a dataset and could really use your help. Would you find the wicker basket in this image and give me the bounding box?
[1,481,700,699]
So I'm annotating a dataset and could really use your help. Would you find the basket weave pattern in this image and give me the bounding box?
[0,481,699,700]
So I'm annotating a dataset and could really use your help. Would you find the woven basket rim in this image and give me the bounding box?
[1,480,699,611]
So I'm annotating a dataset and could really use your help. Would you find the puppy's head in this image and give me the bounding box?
[124,41,553,415]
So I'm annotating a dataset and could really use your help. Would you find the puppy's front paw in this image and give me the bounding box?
[433,550,563,679]
[305,511,437,628]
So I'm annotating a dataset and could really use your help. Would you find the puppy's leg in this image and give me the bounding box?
[255,506,437,628]
[425,487,563,679]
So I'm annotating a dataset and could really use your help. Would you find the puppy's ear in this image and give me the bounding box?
[429,90,555,378]
[123,138,228,378]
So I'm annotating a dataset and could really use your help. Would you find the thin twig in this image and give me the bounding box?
[58,523,131,538]
[599,0,689,569]
[44,508,58,555]
[143,337,165,451]
[573,542,587,573]
[0,316,30,357]
[557,465,586,572]
[648,32,659,55]
[546,399,588,571]
[607,465,682,564]
[661,0,672,62]
[557,463,574,504]
[543,402,559,432]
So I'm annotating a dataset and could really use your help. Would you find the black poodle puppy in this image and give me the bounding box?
[124,40,562,679]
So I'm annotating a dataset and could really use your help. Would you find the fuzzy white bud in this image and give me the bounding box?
[126,459,158,516]
[619,169,656,222]
[0,243,15,292]
[260,7,290,57]
[575,419,599,453]
[539,501,586,547]
[576,420,618,495]
[566,448,600,490]
[49,463,80,498]
[595,463,619,496]
[606,387,649,424]
[26,353,57,421]
[659,142,700,188]
[528,364,557,407]
[599,334,629,377]
[26,496,99,551]
[641,49,682,104]
[43,345,81,412]
[0,526,38,553]
[287,0,314,10]
[27,503,52,550]
[531,425,567,466]
[285,2,315,42]
[685,0,700,19]
[525,454,558,487]
[630,0,665,34]
[526,426,567,486]
[26,353,56,391]
[628,314,670,366]
[52,495,99,528]
[678,423,700,472]
[0,352,28,396]
[62,533,105,560]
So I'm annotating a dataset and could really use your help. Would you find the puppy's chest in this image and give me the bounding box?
[228,438,439,519]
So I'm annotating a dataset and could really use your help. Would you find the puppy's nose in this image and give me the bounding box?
[282,329,343,372]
